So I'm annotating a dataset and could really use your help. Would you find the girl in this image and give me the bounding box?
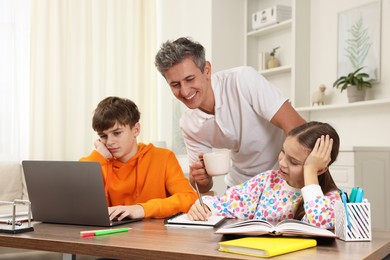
[187,121,341,229]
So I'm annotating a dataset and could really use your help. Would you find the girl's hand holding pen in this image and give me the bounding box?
[187,201,212,221]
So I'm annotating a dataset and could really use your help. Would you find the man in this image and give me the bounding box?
[155,37,306,193]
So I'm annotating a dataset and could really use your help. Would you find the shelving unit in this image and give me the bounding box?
[245,0,311,108]
[296,98,390,112]
[247,19,292,38]
[260,65,291,77]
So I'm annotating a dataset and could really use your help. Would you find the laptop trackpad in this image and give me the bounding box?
[110,217,142,226]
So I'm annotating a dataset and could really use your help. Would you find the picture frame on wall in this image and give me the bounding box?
[337,0,381,82]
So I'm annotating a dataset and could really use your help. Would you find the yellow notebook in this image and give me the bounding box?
[218,237,317,258]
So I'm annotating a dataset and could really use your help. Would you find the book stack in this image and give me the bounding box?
[258,52,270,72]
[252,5,292,30]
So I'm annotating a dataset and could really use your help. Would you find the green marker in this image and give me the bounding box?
[94,227,130,236]
[349,187,358,203]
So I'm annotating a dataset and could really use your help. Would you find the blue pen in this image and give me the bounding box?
[350,187,358,203]
[355,188,364,203]
[341,188,351,228]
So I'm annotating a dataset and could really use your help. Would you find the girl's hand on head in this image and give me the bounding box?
[187,201,212,221]
[94,139,113,160]
[305,135,333,170]
[304,135,333,184]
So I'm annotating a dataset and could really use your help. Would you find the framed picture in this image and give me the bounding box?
[337,1,381,81]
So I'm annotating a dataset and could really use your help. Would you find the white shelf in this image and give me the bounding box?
[296,99,390,112]
[260,65,291,77]
[245,0,310,108]
[247,19,292,38]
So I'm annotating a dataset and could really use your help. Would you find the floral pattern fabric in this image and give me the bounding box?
[203,170,341,229]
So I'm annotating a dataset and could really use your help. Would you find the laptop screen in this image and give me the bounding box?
[22,160,140,227]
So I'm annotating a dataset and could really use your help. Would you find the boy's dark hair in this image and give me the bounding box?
[154,37,206,75]
[289,121,340,220]
[92,96,140,133]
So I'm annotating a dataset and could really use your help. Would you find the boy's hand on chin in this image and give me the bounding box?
[94,139,113,160]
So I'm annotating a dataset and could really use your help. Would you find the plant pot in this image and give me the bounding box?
[267,56,280,69]
[347,85,366,103]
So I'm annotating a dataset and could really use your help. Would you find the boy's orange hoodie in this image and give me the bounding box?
[81,143,197,218]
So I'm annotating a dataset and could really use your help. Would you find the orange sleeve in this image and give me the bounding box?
[139,151,197,218]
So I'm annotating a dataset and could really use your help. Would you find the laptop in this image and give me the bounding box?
[22,160,141,227]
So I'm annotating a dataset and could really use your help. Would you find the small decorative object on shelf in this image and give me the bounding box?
[267,46,280,69]
[333,67,373,103]
[251,5,292,30]
[311,84,326,106]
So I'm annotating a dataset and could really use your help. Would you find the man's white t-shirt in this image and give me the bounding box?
[180,66,288,187]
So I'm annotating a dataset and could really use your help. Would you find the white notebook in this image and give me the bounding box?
[165,213,226,229]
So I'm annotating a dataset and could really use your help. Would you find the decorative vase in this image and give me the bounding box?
[347,85,366,103]
[267,56,280,69]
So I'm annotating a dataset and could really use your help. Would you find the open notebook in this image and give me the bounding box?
[165,212,226,228]
[22,160,141,227]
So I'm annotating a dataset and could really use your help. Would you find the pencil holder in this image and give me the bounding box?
[335,201,371,241]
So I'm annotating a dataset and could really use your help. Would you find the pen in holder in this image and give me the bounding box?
[335,201,371,241]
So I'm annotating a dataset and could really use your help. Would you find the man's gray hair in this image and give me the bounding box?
[155,37,206,75]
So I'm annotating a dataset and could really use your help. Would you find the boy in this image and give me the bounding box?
[80,96,197,220]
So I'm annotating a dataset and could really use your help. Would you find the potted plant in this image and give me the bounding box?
[267,46,280,69]
[332,66,373,103]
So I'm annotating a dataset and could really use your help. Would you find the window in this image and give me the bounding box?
[0,0,30,161]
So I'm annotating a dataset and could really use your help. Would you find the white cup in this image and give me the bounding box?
[203,151,230,176]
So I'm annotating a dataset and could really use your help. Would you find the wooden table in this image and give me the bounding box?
[0,219,389,259]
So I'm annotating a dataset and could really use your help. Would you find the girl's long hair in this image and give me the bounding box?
[289,122,340,220]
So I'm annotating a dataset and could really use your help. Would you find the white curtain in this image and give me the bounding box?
[29,0,157,160]
[0,0,30,162]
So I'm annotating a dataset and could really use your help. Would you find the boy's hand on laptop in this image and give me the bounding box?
[94,139,113,160]
[109,205,145,220]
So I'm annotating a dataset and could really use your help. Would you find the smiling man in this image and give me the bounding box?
[155,37,306,193]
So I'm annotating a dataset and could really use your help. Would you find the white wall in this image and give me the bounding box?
[156,0,212,150]
[309,0,390,148]
[156,0,244,149]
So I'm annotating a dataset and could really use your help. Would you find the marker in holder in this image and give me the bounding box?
[335,201,371,241]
